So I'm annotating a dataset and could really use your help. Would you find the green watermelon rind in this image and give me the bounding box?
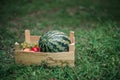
[39,30,70,52]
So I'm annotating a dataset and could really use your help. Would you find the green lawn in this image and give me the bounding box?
[0,0,120,80]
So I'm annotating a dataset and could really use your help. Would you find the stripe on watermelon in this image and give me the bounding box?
[49,41,66,52]
[47,42,62,52]
[45,31,63,37]
[47,33,65,39]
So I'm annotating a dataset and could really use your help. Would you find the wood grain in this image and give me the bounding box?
[30,36,40,43]
[15,50,74,67]
[25,30,30,43]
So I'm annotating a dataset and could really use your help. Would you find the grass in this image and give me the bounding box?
[0,0,120,80]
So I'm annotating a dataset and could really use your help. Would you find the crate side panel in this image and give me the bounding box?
[30,36,40,43]
[15,51,46,65]
[15,51,74,66]
[45,52,74,67]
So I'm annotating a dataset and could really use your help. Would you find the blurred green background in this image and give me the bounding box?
[0,0,120,80]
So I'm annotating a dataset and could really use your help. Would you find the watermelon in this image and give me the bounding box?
[39,30,71,52]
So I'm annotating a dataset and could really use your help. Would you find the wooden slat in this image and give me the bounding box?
[70,31,75,43]
[15,51,74,67]
[30,36,40,43]
[69,43,75,52]
[72,36,75,44]
[25,30,30,43]
[15,42,19,50]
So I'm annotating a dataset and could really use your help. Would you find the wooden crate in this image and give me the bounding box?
[14,30,75,67]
